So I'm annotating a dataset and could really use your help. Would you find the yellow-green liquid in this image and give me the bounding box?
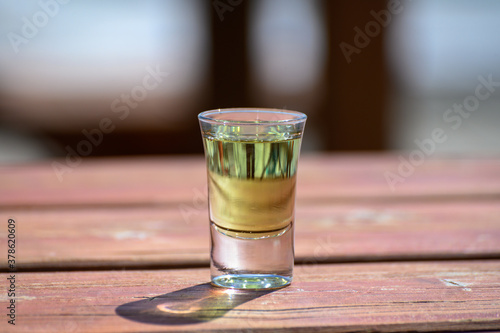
[204,138,300,234]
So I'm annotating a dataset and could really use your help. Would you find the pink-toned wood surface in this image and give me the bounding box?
[1,200,499,271]
[1,154,500,332]
[2,261,499,333]
[1,154,500,208]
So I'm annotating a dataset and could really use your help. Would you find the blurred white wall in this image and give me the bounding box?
[0,0,210,132]
[386,0,500,154]
[249,0,327,150]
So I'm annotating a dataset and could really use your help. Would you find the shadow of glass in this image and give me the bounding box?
[115,283,274,326]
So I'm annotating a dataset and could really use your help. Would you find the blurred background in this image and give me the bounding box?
[0,0,499,163]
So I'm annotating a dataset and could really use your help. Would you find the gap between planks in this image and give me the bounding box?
[6,257,500,274]
[2,193,500,210]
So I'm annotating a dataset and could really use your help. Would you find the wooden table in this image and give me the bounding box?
[1,153,500,332]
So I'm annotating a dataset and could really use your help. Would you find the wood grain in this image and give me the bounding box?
[2,261,499,332]
[1,154,499,208]
[1,200,499,271]
[1,154,500,332]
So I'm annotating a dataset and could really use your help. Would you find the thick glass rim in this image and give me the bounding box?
[198,108,307,126]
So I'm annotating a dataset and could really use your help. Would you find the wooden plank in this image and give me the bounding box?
[0,156,205,208]
[295,200,500,263]
[2,200,499,271]
[1,154,499,208]
[2,261,499,332]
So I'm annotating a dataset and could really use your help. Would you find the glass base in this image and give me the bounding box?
[210,221,294,290]
[212,274,291,290]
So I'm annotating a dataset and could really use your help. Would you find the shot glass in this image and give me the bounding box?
[198,108,307,289]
